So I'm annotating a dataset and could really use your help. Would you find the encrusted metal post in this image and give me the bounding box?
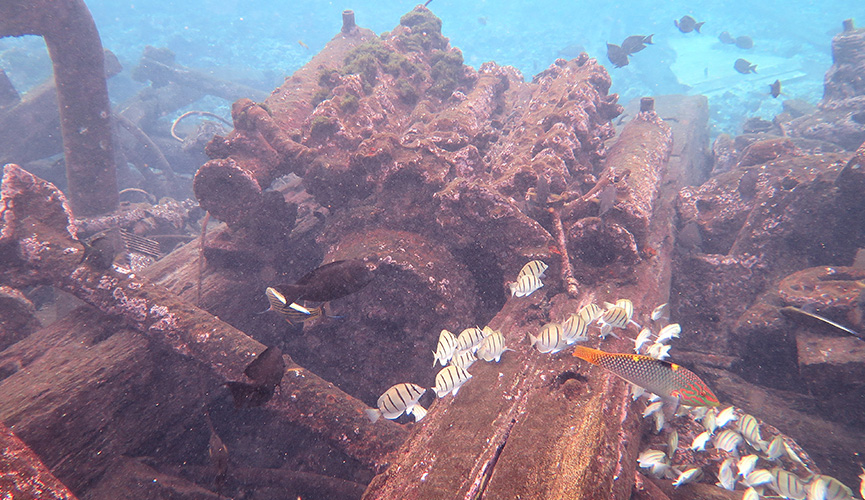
[342,10,356,33]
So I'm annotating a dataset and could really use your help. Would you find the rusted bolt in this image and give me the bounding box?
[342,10,356,33]
[842,19,855,32]
[640,97,654,112]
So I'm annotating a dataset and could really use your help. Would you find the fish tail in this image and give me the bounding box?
[695,22,704,33]
[365,408,381,423]
[411,405,428,422]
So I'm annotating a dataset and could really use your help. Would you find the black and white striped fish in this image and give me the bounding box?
[433,329,458,366]
[529,323,566,354]
[517,260,548,281]
[433,365,473,398]
[450,350,477,370]
[456,327,486,353]
[365,383,427,422]
[579,303,604,324]
[509,273,543,297]
[561,313,589,344]
[477,331,512,362]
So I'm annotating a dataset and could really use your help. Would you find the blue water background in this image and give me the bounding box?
[2,0,862,136]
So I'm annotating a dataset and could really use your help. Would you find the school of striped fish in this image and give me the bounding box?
[364,261,544,423]
[276,259,864,499]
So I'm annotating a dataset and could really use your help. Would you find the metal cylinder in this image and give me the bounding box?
[342,10,356,33]
[640,97,655,113]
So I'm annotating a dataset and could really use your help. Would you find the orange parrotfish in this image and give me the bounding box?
[572,345,720,407]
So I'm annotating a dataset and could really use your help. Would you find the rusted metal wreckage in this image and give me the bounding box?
[0,4,689,498]
[11,3,846,499]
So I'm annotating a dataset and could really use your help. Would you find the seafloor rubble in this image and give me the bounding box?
[1,4,864,500]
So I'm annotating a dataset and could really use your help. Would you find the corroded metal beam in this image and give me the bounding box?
[0,164,406,469]
[0,0,117,216]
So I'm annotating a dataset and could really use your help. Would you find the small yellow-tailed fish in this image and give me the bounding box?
[572,345,720,407]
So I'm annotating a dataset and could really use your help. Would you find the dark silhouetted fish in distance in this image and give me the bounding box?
[80,228,124,270]
[557,43,586,59]
[606,43,629,68]
[735,35,754,49]
[204,412,229,492]
[271,259,376,305]
[675,15,704,34]
[225,346,286,408]
[734,58,757,74]
[770,79,782,98]
[598,184,617,216]
[244,346,285,388]
[677,221,702,252]
[719,31,735,44]
[621,34,654,55]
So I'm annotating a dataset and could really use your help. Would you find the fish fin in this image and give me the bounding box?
[411,405,428,421]
[365,408,381,423]
[225,381,275,408]
[662,396,680,418]
[269,284,304,306]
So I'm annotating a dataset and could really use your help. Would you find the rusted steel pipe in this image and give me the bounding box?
[0,422,80,500]
[0,0,117,216]
[0,164,407,469]
[342,10,357,33]
[575,99,672,253]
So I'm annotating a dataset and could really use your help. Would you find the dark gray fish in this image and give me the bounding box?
[735,35,754,49]
[557,43,586,59]
[244,346,285,388]
[734,58,757,74]
[205,412,228,491]
[272,259,376,305]
[621,34,654,55]
[80,228,125,270]
[225,382,275,408]
[851,111,865,124]
[534,175,550,206]
[477,16,487,26]
[225,346,286,408]
[770,79,781,98]
[853,248,865,269]
[606,43,630,68]
[677,221,702,252]
[719,31,736,44]
[675,15,704,33]
[598,184,617,216]
[738,169,759,201]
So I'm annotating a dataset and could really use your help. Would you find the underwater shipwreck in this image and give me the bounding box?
[2,2,865,499]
